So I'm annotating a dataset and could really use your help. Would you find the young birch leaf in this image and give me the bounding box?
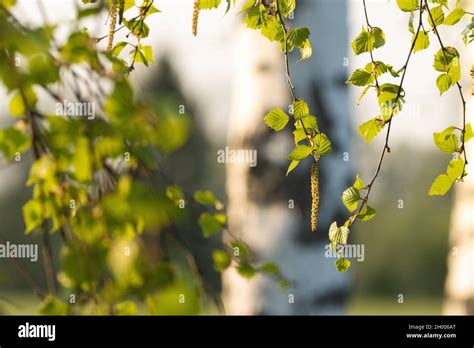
[328,222,350,245]
[288,145,312,160]
[313,133,331,156]
[448,57,460,84]
[357,85,371,104]
[352,27,370,55]
[358,205,376,221]
[293,128,306,144]
[353,175,365,190]
[264,108,289,131]
[293,100,309,119]
[436,73,453,95]
[347,69,373,86]
[194,191,218,206]
[464,124,473,142]
[199,213,227,238]
[433,129,458,154]
[212,250,231,271]
[286,160,300,176]
[9,92,25,117]
[447,157,464,181]
[237,263,256,279]
[428,6,445,27]
[371,27,385,49]
[433,47,459,72]
[358,118,384,143]
[341,187,360,212]
[396,0,418,12]
[335,258,351,272]
[444,7,466,25]
[413,31,430,52]
[428,174,453,196]
[23,199,43,234]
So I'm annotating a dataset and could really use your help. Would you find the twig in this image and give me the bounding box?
[349,0,424,227]
[424,0,468,171]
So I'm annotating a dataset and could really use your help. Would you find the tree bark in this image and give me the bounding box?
[222,0,353,315]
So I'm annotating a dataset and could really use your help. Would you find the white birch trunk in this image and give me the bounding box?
[222,0,353,315]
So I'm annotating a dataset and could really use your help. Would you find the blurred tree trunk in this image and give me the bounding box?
[223,0,353,314]
[443,98,474,315]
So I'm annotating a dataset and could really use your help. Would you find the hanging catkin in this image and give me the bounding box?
[107,0,118,51]
[311,161,319,233]
[192,0,200,36]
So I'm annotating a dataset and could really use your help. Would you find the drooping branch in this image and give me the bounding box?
[348,0,424,228]
[424,0,468,171]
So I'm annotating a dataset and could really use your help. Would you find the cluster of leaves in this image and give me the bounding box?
[334,0,472,272]
[241,0,311,60]
[0,0,288,315]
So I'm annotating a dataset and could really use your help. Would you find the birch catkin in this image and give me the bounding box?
[107,0,118,51]
[192,0,200,36]
[311,161,319,233]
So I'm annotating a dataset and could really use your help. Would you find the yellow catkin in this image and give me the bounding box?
[192,0,200,36]
[107,0,118,51]
[311,161,319,233]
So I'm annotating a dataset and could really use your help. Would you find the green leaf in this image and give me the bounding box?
[428,174,453,196]
[237,263,256,279]
[413,31,430,53]
[112,41,128,56]
[353,175,365,190]
[264,108,289,131]
[72,137,92,183]
[448,57,460,84]
[0,127,31,159]
[293,100,309,119]
[166,185,184,205]
[341,187,360,212]
[200,0,221,9]
[230,241,251,261]
[38,296,68,315]
[194,191,218,206]
[444,7,466,25]
[428,5,445,27]
[260,262,279,275]
[335,258,351,273]
[357,85,371,104]
[286,160,300,176]
[198,212,227,238]
[212,249,232,271]
[464,123,473,142]
[358,205,376,221]
[436,73,453,95]
[23,199,43,234]
[396,0,419,12]
[347,69,373,86]
[447,157,464,181]
[9,92,25,116]
[313,133,332,156]
[293,128,306,144]
[300,115,318,131]
[408,11,415,33]
[433,128,459,154]
[358,118,384,143]
[351,27,385,55]
[286,27,311,60]
[288,145,312,160]
[433,47,459,72]
[328,222,350,245]
[299,39,312,61]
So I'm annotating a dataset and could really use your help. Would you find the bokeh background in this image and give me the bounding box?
[0,0,472,315]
